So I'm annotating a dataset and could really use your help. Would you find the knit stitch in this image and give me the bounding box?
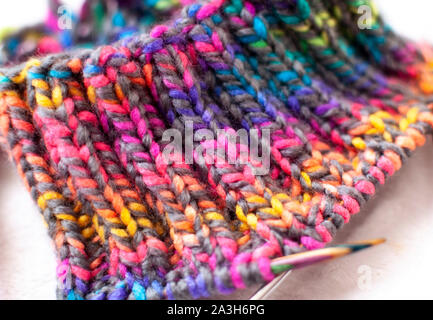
[0,0,432,299]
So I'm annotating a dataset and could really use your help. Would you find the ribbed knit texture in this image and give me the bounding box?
[0,0,432,299]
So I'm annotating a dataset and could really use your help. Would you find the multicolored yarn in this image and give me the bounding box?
[0,0,181,65]
[1,0,433,299]
[323,0,433,95]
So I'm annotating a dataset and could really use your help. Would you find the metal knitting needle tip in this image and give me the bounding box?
[250,238,386,300]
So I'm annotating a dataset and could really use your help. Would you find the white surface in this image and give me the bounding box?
[1,0,433,300]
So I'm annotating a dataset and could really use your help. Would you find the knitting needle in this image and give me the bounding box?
[250,270,293,300]
[249,238,386,299]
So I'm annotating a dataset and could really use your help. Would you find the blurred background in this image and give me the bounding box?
[1,0,433,299]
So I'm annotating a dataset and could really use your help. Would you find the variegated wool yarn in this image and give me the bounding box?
[0,0,432,299]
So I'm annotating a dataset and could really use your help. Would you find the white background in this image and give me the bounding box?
[1,0,433,299]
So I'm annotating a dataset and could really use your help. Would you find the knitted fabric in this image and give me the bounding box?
[0,0,432,299]
[0,0,181,65]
